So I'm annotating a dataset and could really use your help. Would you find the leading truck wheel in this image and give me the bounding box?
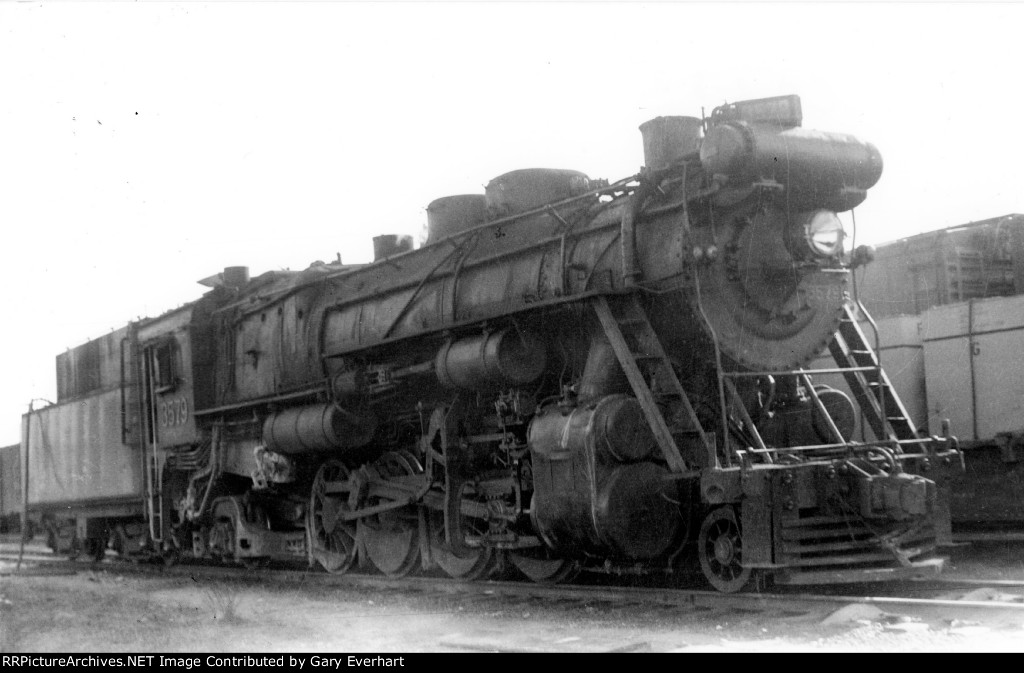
[698,506,754,593]
[308,460,358,575]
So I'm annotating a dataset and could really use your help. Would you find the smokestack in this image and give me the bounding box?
[639,116,703,170]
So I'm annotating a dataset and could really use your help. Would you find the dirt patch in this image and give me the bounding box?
[3,536,1024,653]
[2,567,1024,653]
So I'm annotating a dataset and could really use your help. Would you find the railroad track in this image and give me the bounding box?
[953,529,1024,543]
[4,547,1024,619]
[5,546,1024,652]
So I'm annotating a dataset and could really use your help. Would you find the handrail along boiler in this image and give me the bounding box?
[20,95,961,591]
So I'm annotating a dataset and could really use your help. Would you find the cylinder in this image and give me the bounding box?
[262,404,376,455]
[528,394,655,464]
[527,432,678,559]
[528,396,676,559]
[593,462,680,558]
[639,116,703,170]
[372,234,415,261]
[484,168,590,218]
[592,396,656,462]
[435,329,546,391]
[426,195,487,244]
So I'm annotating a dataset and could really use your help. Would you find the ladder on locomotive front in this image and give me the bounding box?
[709,298,941,466]
[829,302,918,443]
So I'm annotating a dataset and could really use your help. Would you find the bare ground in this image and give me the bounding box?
[1,542,1023,653]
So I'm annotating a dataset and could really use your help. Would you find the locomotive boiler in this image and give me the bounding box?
[20,95,962,591]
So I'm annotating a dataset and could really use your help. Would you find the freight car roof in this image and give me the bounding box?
[872,213,1024,250]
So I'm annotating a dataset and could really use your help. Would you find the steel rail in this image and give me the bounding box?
[4,550,1023,613]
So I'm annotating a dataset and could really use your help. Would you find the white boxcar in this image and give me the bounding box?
[922,294,1024,525]
[922,295,1024,441]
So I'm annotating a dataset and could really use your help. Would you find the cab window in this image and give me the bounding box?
[153,339,178,392]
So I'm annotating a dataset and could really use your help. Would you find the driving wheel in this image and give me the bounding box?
[509,548,579,584]
[429,481,500,581]
[308,460,358,574]
[358,451,422,578]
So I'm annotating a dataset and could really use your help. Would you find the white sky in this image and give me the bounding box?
[2,2,1022,445]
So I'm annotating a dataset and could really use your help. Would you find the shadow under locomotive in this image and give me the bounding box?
[18,95,963,593]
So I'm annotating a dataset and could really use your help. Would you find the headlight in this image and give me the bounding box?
[796,210,845,258]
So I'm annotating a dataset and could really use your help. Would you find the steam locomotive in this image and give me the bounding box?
[19,95,962,592]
